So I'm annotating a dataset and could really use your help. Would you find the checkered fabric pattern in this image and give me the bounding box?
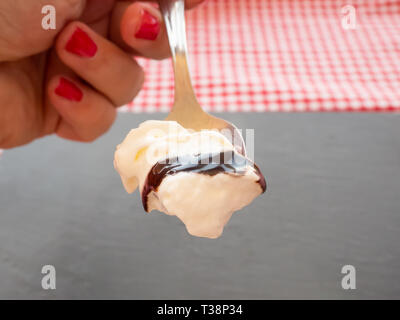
[121,0,400,113]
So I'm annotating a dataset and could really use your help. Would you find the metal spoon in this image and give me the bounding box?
[159,0,247,156]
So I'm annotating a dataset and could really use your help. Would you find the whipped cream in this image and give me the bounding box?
[114,120,266,239]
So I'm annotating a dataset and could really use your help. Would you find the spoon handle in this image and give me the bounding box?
[159,0,200,108]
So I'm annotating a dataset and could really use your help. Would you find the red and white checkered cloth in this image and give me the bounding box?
[121,0,400,113]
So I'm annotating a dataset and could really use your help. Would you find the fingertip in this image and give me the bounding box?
[48,75,117,142]
[133,9,161,41]
[120,3,145,44]
[55,21,87,59]
[119,3,170,60]
[48,76,83,110]
[121,3,162,42]
[48,75,87,127]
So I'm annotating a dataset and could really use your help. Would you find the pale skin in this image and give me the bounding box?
[0,0,204,149]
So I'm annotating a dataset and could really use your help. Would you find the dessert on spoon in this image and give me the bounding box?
[114,0,266,238]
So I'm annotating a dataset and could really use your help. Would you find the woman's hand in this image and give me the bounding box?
[0,0,204,149]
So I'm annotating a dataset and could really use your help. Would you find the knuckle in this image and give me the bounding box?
[0,94,17,149]
[0,128,13,149]
[78,127,108,143]
[79,134,98,143]
[59,0,86,19]
[76,108,116,142]
[116,69,145,107]
[0,65,37,148]
[0,110,23,148]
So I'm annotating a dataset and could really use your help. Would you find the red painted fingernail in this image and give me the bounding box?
[135,10,160,40]
[55,78,83,102]
[65,27,97,57]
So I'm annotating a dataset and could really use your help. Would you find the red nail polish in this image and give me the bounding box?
[65,27,97,57]
[55,78,83,102]
[135,10,160,40]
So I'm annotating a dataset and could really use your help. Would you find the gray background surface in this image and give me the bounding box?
[0,113,399,299]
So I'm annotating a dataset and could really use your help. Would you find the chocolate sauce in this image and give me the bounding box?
[142,151,266,211]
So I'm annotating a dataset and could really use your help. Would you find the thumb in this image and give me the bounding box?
[0,0,86,61]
